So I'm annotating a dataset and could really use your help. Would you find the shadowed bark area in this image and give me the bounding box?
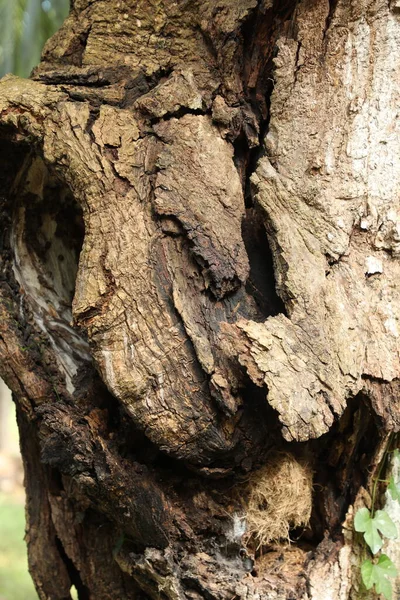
[0,0,400,598]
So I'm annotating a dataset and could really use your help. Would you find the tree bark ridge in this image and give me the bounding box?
[0,0,399,598]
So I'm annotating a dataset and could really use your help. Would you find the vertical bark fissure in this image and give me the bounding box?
[323,0,338,39]
[235,1,300,319]
[55,537,90,600]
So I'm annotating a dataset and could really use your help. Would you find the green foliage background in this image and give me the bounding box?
[0,0,69,78]
[0,493,37,600]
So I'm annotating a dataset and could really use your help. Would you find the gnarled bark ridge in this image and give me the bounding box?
[0,0,399,598]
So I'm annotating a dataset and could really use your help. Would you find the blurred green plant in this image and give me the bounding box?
[0,0,69,78]
[0,493,37,600]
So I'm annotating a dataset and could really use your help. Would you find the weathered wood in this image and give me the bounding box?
[0,0,399,598]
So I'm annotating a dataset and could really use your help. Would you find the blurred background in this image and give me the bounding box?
[0,0,68,78]
[0,1,69,598]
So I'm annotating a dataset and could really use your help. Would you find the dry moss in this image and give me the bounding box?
[244,452,313,548]
[255,543,308,576]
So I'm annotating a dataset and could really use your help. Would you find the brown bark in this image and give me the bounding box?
[0,0,399,598]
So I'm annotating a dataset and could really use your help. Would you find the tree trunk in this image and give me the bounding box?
[0,0,399,598]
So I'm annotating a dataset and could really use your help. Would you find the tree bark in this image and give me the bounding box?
[0,0,399,598]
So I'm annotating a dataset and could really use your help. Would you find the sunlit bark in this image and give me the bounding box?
[0,0,399,598]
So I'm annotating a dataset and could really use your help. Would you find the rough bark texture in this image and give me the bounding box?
[0,0,399,598]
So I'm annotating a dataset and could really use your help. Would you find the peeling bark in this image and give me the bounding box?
[0,0,399,598]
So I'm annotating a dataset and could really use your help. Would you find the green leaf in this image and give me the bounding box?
[361,559,375,590]
[375,574,392,600]
[364,520,383,554]
[393,448,400,460]
[388,476,400,502]
[377,554,398,578]
[374,510,398,540]
[361,555,398,600]
[355,508,398,553]
[354,507,371,532]
[354,507,383,553]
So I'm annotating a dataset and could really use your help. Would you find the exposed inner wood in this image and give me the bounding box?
[0,0,399,598]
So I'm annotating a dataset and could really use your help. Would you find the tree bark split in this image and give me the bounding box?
[0,0,399,598]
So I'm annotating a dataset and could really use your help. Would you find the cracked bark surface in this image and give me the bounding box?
[0,0,400,598]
